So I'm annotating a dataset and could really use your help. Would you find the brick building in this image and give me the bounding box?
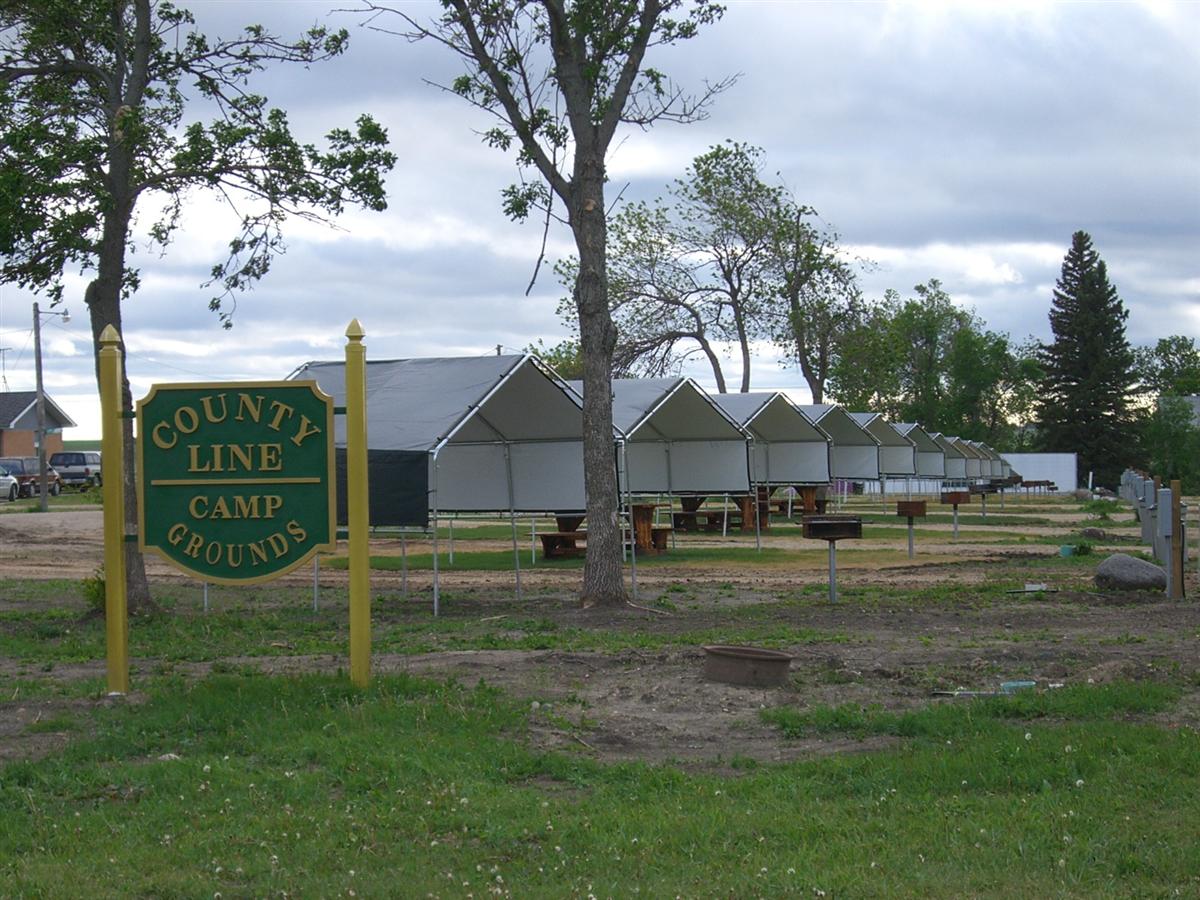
[0,391,76,456]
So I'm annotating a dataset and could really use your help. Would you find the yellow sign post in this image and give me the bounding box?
[99,326,129,694]
[345,320,371,687]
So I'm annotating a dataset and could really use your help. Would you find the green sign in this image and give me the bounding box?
[137,381,336,584]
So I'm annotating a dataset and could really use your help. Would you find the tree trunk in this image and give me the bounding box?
[700,338,727,393]
[572,156,627,608]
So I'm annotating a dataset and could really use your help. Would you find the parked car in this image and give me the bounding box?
[0,465,17,502]
[0,456,62,497]
[49,450,102,488]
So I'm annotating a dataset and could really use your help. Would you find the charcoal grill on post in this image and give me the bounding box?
[803,515,863,603]
[895,499,927,559]
[940,491,972,538]
[971,482,998,518]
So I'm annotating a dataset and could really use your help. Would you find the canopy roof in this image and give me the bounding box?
[950,437,986,461]
[930,432,967,459]
[713,392,829,443]
[292,355,586,450]
[895,423,940,454]
[797,404,877,446]
[568,377,746,441]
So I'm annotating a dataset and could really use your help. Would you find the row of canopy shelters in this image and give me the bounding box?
[711,392,831,487]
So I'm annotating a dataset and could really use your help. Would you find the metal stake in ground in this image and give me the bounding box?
[941,490,971,540]
[802,515,863,604]
[896,500,927,560]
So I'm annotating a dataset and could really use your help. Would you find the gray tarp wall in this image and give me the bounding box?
[797,405,880,481]
[712,392,831,486]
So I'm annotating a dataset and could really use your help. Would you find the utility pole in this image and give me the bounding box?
[33,302,48,512]
[33,302,69,511]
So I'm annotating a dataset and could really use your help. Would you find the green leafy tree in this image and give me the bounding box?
[563,142,857,398]
[1135,335,1200,397]
[764,192,860,405]
[826,291,903,415]
[1037,231,1137,488]
[1137,397,1200,493]
[367,0,730,607]
[826,281,1037,447]
[0,0,395,611]
[526,338,585,380]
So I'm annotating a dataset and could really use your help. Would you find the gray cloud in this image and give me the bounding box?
[1,0,1196,437]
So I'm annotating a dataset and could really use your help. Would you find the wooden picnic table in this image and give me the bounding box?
[630,503,672,554]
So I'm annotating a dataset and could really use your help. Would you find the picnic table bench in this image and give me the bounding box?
[539,530,587,558]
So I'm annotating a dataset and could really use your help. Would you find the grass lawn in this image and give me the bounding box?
[2,675,1197,896]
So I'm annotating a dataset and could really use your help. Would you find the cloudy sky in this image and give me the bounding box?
[1,0,1197,439]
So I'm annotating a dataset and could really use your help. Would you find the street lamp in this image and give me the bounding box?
[33,302,70,512]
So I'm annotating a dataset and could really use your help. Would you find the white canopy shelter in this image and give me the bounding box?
[930,433,968,483]
[848,412,916,478]
[712,392,831,486]
[797,404,880,481]
[293,354,589,514]
[291,354,595,614]
[895,423,946,479]
[569,377,751,496]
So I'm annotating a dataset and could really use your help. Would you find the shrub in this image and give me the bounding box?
[80,567,106,614]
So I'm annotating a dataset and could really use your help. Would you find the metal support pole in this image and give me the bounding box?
[907,517,915,559]
[953,504,960,539]
[981,493,987,518]
[621,443,637,602]
[33,303,48,512]
[312,555,319,612]
[1171,482,1180,602]
[828,541,838,604]
[401,533,408,598]
[203,582,209,613]
[503,444,521,601]
[753,488,762,552]
[448,518,454,565]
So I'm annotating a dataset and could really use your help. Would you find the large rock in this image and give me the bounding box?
[1094,553,1166,592]
[1073,488,1093,501]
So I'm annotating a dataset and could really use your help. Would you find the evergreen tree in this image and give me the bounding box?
[1037,231,1136,487]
